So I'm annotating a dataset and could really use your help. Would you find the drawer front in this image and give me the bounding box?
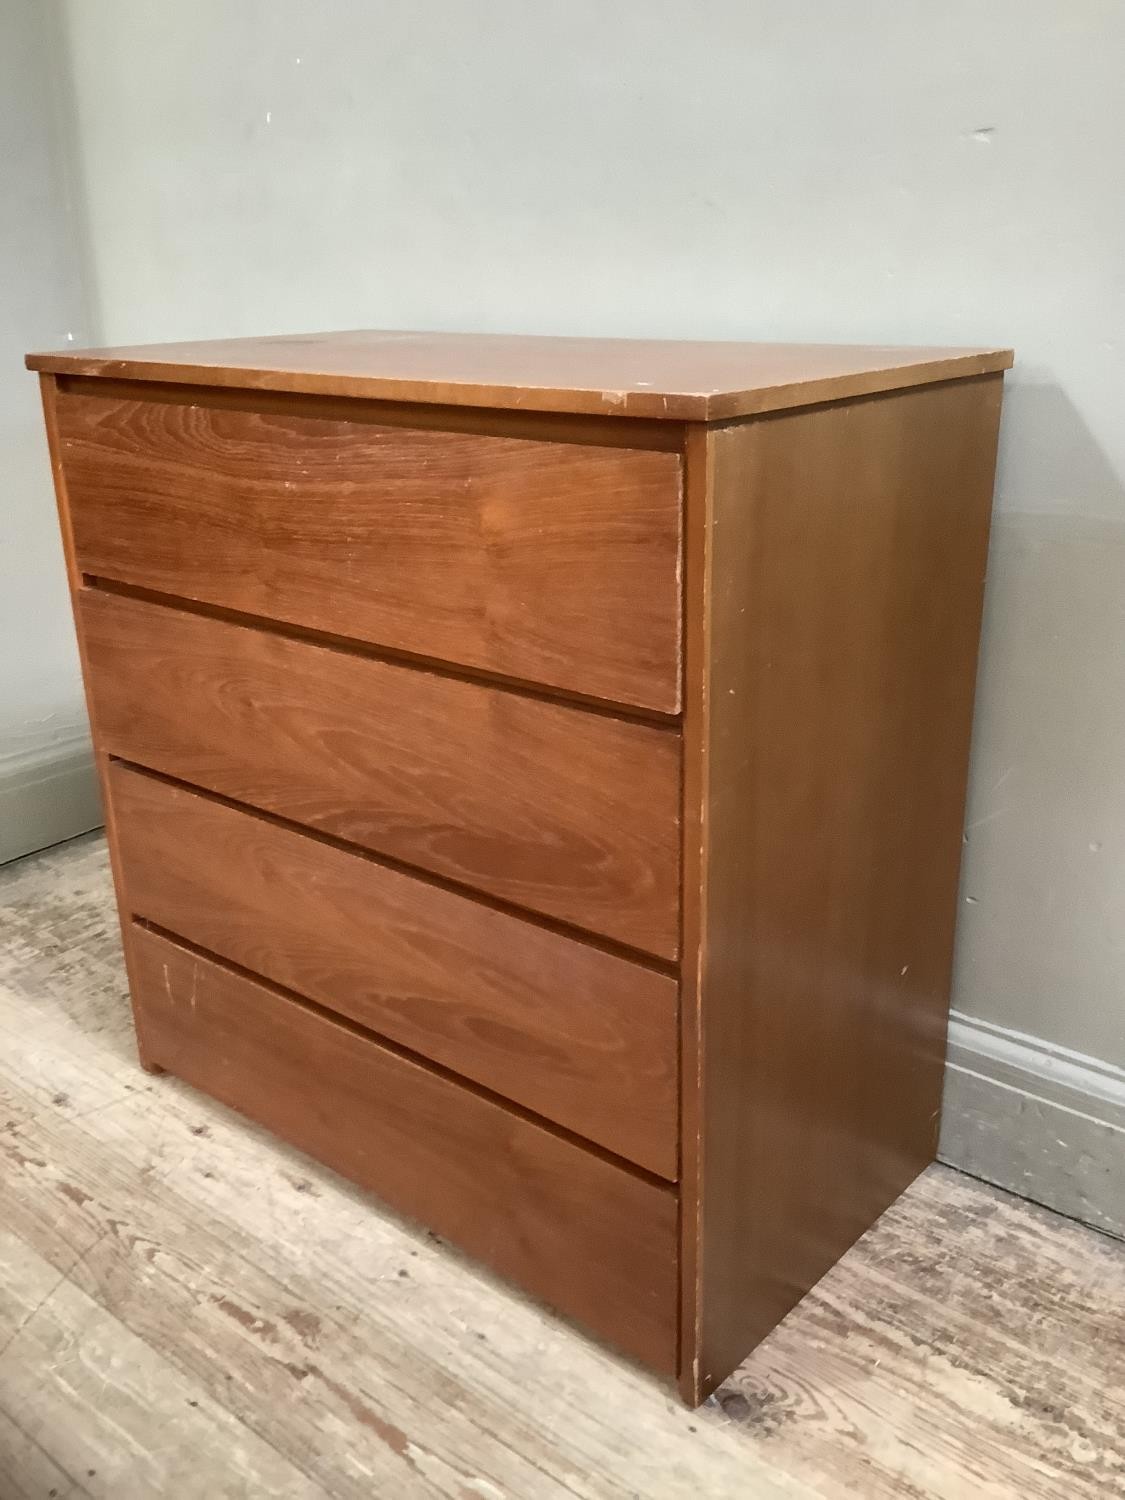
[82,589,681,959]
[130,925,678,1373]
[58,389,683,713]
[110,762,678,1178]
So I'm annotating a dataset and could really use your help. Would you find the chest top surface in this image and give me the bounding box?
[27,328,1012,422]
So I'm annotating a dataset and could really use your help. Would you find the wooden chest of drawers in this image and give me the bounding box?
[28,330,1011,1402]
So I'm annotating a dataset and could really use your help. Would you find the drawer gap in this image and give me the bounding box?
[132,915,680,1191]
[81,574,684,731]
[108,756,681,981]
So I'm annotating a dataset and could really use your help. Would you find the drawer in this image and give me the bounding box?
[82,588,681,959]
[129,924,678,1374]
[110,762,678,1178]
[57,389,683,713]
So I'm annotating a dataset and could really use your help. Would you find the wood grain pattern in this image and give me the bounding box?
[4,834,1122,1500]
[0,1232,318,1499]
[0,845,789,1500]
[29,328,1012,420]
[31,340,1012,1413]
[679,375,1006,1401]
[108,761,679,1178]
[34,374,159,1077]
[127,924,679,1375]
[56,387,683,712]
[79,587,682,959]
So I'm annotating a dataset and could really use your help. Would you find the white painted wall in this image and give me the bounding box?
[0,0,99,861]
[39,2,1125,1074]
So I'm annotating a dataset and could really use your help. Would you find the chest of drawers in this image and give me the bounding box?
[28,330,1010,1402]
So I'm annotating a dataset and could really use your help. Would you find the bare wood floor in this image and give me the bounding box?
[1,834,1122,1500]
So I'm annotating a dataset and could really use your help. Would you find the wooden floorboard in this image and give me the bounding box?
[2,833,1123,1499]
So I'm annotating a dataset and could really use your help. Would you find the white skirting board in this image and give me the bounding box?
[0,743,103,865]
[940,1010,1125,1241]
